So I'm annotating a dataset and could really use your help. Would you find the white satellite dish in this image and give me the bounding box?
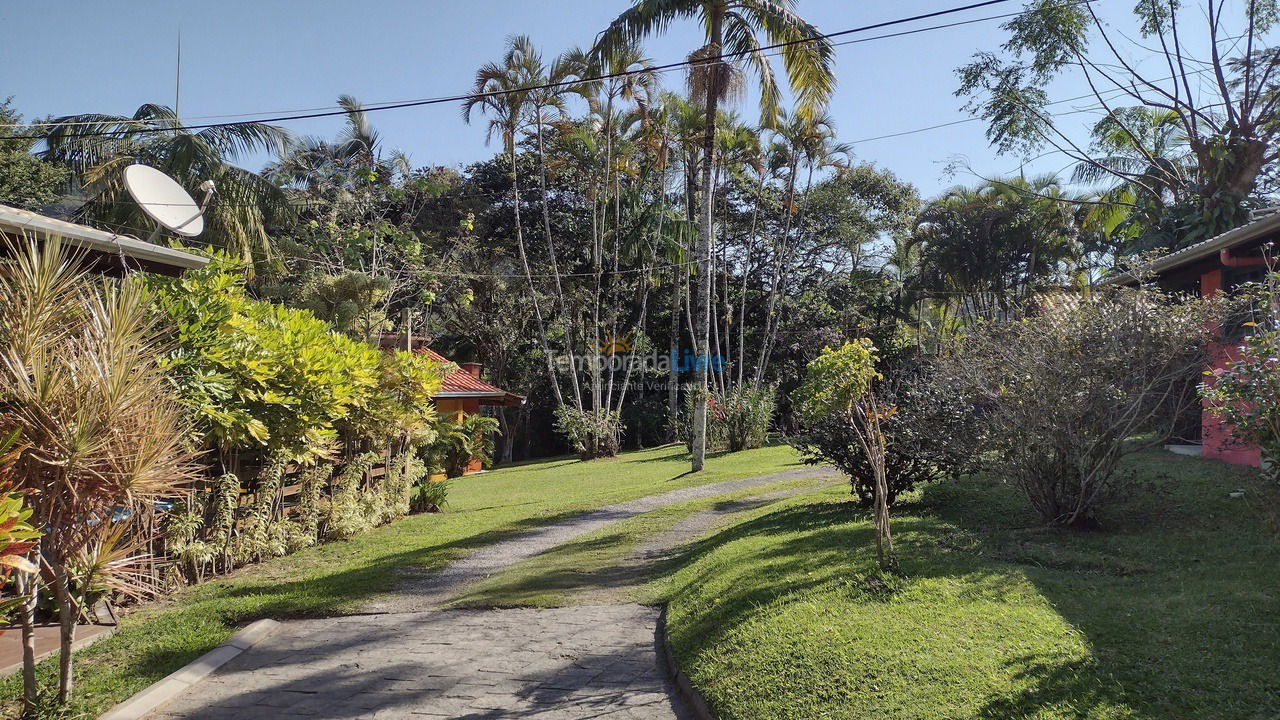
[123,164,206,238]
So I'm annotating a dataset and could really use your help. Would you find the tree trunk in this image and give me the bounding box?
[691,21,723,472]
[758,159,815,383]
[535,118,583,408]
[510,147,563,406]
[52,560,75,703]
[667,266,682,442]
[18,570,38,712]
[754,160,799,386]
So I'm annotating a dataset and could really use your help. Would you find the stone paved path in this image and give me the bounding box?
[375,466,832,613]
[152,466,836,720]
[155,606,689,720]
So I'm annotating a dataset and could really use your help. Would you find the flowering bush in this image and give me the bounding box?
[1201,274,1280,483]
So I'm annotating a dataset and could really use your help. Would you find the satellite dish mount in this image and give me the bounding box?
[123,164,207,242]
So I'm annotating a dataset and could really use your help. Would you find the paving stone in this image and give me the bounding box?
[154,469,836,719]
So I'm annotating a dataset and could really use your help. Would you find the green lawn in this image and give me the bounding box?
[657,450,1280,719]
[449,471,840,608]
[0,443,805,719]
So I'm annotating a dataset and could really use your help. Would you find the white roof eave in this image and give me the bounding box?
[1102,212,1280,285]
[0,203,208,272]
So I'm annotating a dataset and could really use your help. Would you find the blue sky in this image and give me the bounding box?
[3,1,1178,199]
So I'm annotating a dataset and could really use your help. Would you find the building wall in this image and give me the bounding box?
[432,397,486,475]
[1200,268,1262,467]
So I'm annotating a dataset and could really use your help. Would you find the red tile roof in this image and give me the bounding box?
[418,348,524,404]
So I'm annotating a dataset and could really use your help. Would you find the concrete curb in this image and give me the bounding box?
[656,605,715,720]
[99,619,279,720]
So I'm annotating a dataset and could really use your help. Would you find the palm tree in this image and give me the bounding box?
[755,109,849,384]
[512,39,588,409]
[39,104,291,260]
[561,42,657,416]
[1071,106,1195,252]
[463,42,567,408]
[268,95,403,199]
[916,175,1086,328]
[594,0,835,471]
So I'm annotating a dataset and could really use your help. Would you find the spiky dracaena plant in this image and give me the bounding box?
[323,451,379,540]
[232,450,291,565]
[0,235,199,707]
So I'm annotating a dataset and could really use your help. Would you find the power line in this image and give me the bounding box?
[4,0,1044,139]
[83,214,712,280]
[849,65,1218,145]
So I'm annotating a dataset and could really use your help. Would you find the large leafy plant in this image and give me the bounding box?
[429,412,501,478]
[148,256,440,462]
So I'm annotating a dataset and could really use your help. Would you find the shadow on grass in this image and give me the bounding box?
[915,453,1280,719]
[650,451,1277,719]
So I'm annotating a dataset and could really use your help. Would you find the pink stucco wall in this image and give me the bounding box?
[1200,268,1262,467]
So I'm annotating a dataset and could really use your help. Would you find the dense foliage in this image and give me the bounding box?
[678,385,776,453]
[0,98,68,211]
[147,256,441,464]
[792,359,977,507]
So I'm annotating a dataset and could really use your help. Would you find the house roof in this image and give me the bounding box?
[0,203,209,276]
[1103,210,1280,285]
[418,348,525,406]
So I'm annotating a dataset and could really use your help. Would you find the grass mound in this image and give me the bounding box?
[662,451,1279,719]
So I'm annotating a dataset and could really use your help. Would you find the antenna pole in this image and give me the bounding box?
[175,29,182,119]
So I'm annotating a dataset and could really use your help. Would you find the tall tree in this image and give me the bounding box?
[463,42,564,407]
[957,0,1280,245]
[593,0,835,471]
[0,98,69,210]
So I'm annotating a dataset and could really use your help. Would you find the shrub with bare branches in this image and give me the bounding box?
[939,287,1224,528]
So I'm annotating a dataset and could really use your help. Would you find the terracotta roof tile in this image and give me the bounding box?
[416,348,517,397]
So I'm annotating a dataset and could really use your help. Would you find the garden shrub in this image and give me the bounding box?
[150,253,445,576]
[324,451,381,540]
[166,472,242,583]
[792,340,898,570]
[147,256,442,465]
[941,287,1223,528]
[553,407,623,460]
[374,452,427,524]
[286,462,333,552]
[427,412,501,477]
[677,385,777,453]
[792,358,977,508]
[410,478,450,513]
